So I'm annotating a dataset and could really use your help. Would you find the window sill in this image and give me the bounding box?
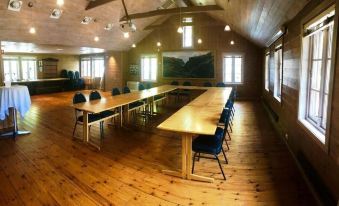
[224,82,243,85]
[298,118,326,144]
[274,95,281,103]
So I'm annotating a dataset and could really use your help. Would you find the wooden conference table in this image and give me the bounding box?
[73,85,232,182]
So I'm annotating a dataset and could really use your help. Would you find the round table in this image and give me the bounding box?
[0,85,31,138]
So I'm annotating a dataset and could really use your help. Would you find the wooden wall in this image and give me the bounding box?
[126,13,263,99]
[104,51,126,92]
[263,0,339,202]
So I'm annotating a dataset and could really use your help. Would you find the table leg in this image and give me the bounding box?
[120,106,123,127]
[83,111,89,142]
[162,133,214,183]
[0,108,30,139]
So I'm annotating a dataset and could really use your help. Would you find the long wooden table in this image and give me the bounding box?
[157,87,232,183]
[72,85,178,143]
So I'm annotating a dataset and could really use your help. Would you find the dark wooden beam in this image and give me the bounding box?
[85,0,116,10]
[120,5,223,22]
[182,0,194,7]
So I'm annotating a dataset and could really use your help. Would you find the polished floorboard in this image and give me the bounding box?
[0,91,316,205]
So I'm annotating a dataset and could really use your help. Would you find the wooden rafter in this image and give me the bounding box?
[85,0,117,10]
[119,5,223,22]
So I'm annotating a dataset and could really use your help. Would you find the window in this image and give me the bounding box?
[141,55,157,82]
[298,7,335,144]
[274,45,283,101]
[182,17,193,48]
[21,58,37,80]
[223,55,243,84]
[80,56,105,78]
[265,53,270,91]
[3,56,37,81]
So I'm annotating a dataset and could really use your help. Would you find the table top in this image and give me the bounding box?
[72,85,178,113]
[157,87,232,135]
[12,78,69,83]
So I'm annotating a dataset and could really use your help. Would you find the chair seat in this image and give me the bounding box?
[129,101,144,109]
[154,95,165,100]
[178,90,190,96]
[100,110,116,118]
[193,135,223,155]
[77,113,102,123]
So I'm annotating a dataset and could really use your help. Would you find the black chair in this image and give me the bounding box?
[203,82,213,87]
[178,81,192,100]
[216,82,226,87]
[60,69,68,78]
[67,71,76,90]
[138,84,146,91]
[123,86,131,94]
[218,108,232,148]
[146,82,152,89]
[122,86,145,123]
[112,88,121,96]
[168,81,179,102]
[192,123,229,180]
[72,92,102,140]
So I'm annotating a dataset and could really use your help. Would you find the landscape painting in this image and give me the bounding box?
[162,51,214,78]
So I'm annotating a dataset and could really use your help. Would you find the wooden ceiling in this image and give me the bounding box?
[0,0,310,52]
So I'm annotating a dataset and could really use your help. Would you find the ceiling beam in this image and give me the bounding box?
[144,22,225,30]
[182,0,194,7]
[120,5,223,22]
[85,0,117,10]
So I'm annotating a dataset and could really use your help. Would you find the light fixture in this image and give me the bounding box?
[50,8,63,19]
[81,16,93,24]
[104,23,113,31]
[94,36,99,42]
[56,0,64,6]
[197,38,202,44]
[56,48,63,51]
[132,44,136,48]
[8,0,22,11]
[123,32,129,38]
[224,25,231,31]
[177,26,183,34]
[230,40,235,45]
[157,42,161,47]
[29,27,36,34]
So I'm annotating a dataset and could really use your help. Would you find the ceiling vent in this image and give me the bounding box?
[157,0,175,10]
[50,8,63,19]
[81,16,93,24]
[8,0,22,11]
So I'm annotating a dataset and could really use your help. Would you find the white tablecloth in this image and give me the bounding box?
[0,85,31,120]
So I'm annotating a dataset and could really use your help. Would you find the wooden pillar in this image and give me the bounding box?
[0,41,3,85]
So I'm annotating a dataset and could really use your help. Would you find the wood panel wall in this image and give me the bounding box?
[262,0,339,202]
[126,13,263,99]
[104,51,126,92]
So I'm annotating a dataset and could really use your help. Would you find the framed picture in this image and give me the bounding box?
[162,51,215,79]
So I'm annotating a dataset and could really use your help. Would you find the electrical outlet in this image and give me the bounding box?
[285,133,289,140]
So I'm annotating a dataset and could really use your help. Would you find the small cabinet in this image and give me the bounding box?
[38,58,58,79]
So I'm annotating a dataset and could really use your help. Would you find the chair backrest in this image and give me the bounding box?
[218,108,229,125]
[123,86,131,94]
[146,82,152,89]
[138,84,145,91]
[74,71,80,79]
[183,81,191,86]
[216,82,226,87]
[203,82,212,87]
[214,127,225,154]
[89,90,101,101]
[73,92,86,104]
[112,88,121,96]
[225,98,234,109]
[171,81,179,85]
[60,69,68,78]
[68,71,75,80]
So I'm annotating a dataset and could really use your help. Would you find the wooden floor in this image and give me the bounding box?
[0,91,316,206]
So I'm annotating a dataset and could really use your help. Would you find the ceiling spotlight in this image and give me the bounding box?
[120,21,136,33]
[56,48,63,51]
[94,36,99,42]
[197,38,202,44]
[56,0,64,6]
[132,44,136,48]
[177,26,183,33]
[104,23,113,31]
[81,16,93,24]
[157,42,161,47]
[224,25,231,31]
[123,32,130,38]
[29,27,36,34]
[230,40,235,45]
[8,0,22,11]
[50,8,63,19]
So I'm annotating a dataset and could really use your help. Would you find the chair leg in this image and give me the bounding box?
[224,138,230,150]
[229,123,233,133]
[197,153,201,162]
[221,147,228,164]
[215,155,226,180]
[192,152,197,174]
[72,121,78,138]
[227,129,231,140]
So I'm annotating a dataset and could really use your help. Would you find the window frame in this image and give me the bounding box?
[264,52,270,91]
[298,5,336,150]
[2,56,37,81]
[79,55,105,78]
[182,17,194,48]
[140,54,158,82]
[274,45,283,102]
[222,53,244,85]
